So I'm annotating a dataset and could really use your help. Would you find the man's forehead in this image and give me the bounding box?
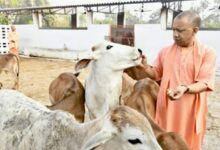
[173,18,191,28]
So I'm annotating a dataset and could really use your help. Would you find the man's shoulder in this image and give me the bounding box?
[159,44,174,54]
[198,41,216,54]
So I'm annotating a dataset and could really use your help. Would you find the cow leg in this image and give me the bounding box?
[12,75,19,90]
[0,82,3,89]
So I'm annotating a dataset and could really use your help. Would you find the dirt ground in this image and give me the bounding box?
[0,56,88,105]
[0,56,219,149]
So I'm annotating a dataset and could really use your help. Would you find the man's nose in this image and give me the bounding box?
[173,30,179,37]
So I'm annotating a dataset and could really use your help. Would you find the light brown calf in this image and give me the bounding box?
[0,53,19,89]
[124,65,155,80]
[47,72,85,123]
[124,78,159,119]
[145,111,191,150]
[120,73,136,105]
[124,78,190,150]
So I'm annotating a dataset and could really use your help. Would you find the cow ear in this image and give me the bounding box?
[80,116,117,150]
[75,59,91,73]
[124,66,150,80]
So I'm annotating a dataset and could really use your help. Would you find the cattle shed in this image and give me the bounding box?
[0,0,219,66]
[0,0,194,29]
[0,1,219,150]
[0,25,10,54]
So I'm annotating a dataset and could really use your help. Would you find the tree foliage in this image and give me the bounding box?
[93,14,116,26]
[0,0,48,24]
[42,14,71,28]
[189,0,220,28]
[0,14,10,24]
[126,11,148,25]
[0,0,47,8]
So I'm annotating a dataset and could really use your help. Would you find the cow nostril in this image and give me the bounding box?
[138,49,142,55]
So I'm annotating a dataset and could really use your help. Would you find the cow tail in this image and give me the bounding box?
[12,54,20,78]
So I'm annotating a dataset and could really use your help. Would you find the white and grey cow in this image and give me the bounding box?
[0,89,162,150]
[75,41,142,119]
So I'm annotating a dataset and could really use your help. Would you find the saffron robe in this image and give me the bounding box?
[153,40,216,150]
[8,31,19,55]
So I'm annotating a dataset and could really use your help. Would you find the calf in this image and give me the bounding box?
[145,112,191,150]
[75,41,142,119]
[120,73,136,105]
[124,65,156,81]
[124,79,190,150]
[0,89,162,150]
[48,72,85,123]
[124,78,159,119]
[0,53,19,89]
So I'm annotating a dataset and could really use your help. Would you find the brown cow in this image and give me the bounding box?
[124,65,156,80]
[145,111,190,150]
[0,53,19,90]
[123,64,190,149]
[124,78,159,119]
[120,73,136,105]
[47,72,85,123]
[124,78,190,150]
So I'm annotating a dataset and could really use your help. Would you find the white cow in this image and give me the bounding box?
[75,41,142,119]
[0,89,162,150]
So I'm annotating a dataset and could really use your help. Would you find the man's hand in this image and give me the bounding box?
[167,85,188,100]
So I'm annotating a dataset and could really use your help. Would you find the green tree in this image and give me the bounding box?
[126,11,147,25]
[147,10,160,24]
[79,13,87,27]
[0,0,48,24]
[93,14,116,26]
[189,0,220,29]
[0,14,10,24]
[42,14,71,28]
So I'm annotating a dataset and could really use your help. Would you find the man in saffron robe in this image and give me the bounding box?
[8,25,19,55]
[139,11,216,150]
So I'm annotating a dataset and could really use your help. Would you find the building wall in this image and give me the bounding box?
[16,24,220,71]
[135,24,220,72]
[16,24,110,59]
[0,25,10,54]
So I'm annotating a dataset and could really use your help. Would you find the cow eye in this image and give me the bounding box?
[106,45,113,50]
[128,138,142,145]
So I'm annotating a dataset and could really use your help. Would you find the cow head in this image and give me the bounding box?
[75,41,142,72]
[81,106,162,150]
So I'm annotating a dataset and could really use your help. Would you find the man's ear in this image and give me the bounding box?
[193,27,199,34]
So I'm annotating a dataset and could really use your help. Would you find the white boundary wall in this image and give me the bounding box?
[17,24,220,71]
[134,24,220,72]
[16,24,110,59]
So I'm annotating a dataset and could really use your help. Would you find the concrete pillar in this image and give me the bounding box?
[86,11,93,26]
[71,13,77,29]
[32,12,40,28]
[117,12,125,27]
[160,7,168,30]
[32,12,43,28]
[38,13,43,28]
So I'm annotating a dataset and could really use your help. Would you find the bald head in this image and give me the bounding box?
[174,10,201,28]
[10,25,16,32]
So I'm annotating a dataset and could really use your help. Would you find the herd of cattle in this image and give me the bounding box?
[0,41,190,150]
